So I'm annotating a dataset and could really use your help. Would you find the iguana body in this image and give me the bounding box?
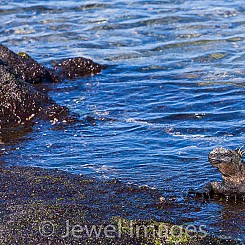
[207,147,245,198]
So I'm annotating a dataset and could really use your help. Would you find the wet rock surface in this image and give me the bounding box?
[0,60,72,130]
[0,61,47,127]
[0,44,53,84]
[53,57,107,81]
[0,166,239,244]
[0,44,105,132]
[0,44,106,84]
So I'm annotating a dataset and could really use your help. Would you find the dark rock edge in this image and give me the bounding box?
[0,165,240,245]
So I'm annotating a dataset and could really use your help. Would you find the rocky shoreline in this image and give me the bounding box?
[0,44,242,244]
[0,165,240,244]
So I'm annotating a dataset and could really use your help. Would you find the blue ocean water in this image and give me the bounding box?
[0,0,245,241]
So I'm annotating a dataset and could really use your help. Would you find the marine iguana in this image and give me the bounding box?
[190,147,245,200]
[207,146,245,198]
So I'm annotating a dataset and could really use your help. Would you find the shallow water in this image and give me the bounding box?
[0,0,245,242]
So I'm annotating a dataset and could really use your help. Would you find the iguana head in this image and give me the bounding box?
[208,147,245,182]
